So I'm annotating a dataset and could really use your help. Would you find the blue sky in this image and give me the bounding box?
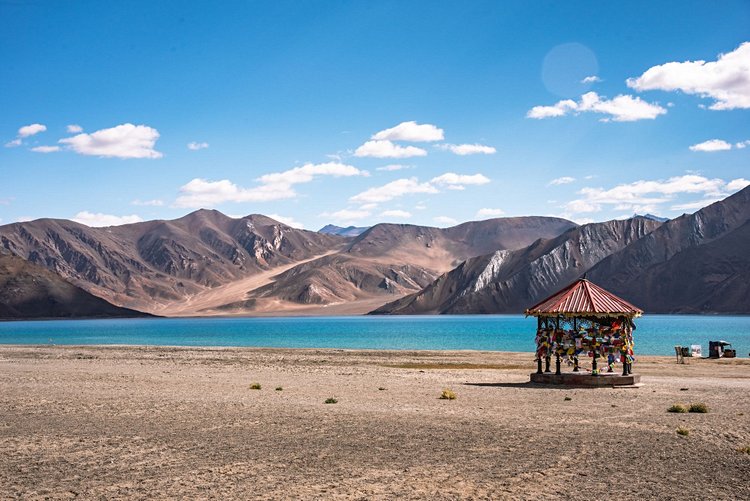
[2,1,749,229]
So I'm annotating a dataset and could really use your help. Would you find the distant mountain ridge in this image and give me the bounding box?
[0,212,578,317]
[319,224,370,237]
[374,186,750,315]
[1,187,747,318]
[587,185,750,313]
[372,217,661,314]
[635,213,669,223]
[0,210,344,312]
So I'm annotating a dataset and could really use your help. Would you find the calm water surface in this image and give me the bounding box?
[0,315,748,357]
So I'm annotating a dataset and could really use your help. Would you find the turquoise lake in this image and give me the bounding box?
[0,315,748,357]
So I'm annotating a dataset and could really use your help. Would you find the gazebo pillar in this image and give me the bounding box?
[555,353,561,375]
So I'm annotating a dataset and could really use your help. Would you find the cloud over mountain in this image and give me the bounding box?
[627,42,750,110]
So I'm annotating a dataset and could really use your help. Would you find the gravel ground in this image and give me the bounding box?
[0,346,748,500]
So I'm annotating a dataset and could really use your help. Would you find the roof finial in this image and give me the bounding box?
[582,273,588,281]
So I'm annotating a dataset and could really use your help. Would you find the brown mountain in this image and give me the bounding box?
[372,217,661,314]
[0,211,577,316]
[0,253,147,319]
[0,210,344,313]
[205,216,579,314]
[586,185,750,313]
[345,217,577,272]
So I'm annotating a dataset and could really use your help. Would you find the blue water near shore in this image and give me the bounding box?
[0,315,748,357]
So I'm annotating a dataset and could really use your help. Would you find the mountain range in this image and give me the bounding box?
[1,186,748,318]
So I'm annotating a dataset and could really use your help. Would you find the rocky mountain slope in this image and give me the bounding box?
[374,185,750,315]
[587,185,750,313]
[206,216,579,314]
[0,210,344,312]
[0,211,579,316]
[0,253,147,319]
[372,217,661,314]
[6,186,745,318]
[344,217,577,272]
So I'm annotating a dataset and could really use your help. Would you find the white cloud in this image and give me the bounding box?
[433,216,457,226]
[727,178,750,191]
[30,145,60,153]
[527,92,666,122]
[670,199,722,211]
[689,139,732,152]
[176,179,295,208]
[430,173,490,187]
[476,208,505,218]
[176,162,367,208]
[548,176,576,185]
[258,162,367,185]
[350,173,489,205]
[18,123,46,137]
[187,141,209,151]
[354,140,427,158]
[323,209,372,223]
[72,211,143,227]
[626,42,750,110]
[350,177,438,204]
[564,174,741,215]
[414,202,427,210]
[436,143,496,155]
[5,123,47,148]
[736,140,750,149]
[581,75,602,83]
[376,164,411,171]
[565,199,602,214]
[59,123,163,159]
[66,124,83,133]
[380,209,412,219]
[131,199,164,206]
[267,214,304,229]
[371,121,444,142]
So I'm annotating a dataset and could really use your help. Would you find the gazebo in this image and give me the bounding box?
[525,278,643,386]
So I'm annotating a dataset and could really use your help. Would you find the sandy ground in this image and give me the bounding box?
[1,346,748,500]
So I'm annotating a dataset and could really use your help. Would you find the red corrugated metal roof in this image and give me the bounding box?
[525,278,643,317]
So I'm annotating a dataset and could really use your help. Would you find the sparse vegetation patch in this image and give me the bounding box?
[440,389,457,400]
[689,402,709,413]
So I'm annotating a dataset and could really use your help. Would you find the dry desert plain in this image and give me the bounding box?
[1,346,749,500]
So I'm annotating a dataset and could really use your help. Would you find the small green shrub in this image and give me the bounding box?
[676,427,690,436]
[737,446,750,454]
[324,397,338,404]
[378,387,386,391]
[564,396,572,401]
[275,387,283,391]
[689,402,709,413]
[667,404,688,413]
[249,383,262,390]
[440,389,457,400]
